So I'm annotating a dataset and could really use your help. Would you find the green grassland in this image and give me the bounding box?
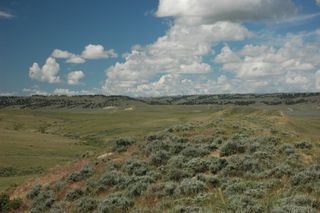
[0,100,319,212]
[0,105,225,192]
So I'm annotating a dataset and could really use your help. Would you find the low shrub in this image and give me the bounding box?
[65,188,84,201]
[227,195,263,213]
[0,193,10,213]
[271,195,319,213]
[279,144,295,156]
[196,174,220,188]
[290,165,320,192]
[27,184,42,199]
[53,180,65,193]
[149,150,170,166]
[75,197,98,213]
[127,180,149,197]
[96,193,133,212]
[220,140,246,157]
[294,141,312,149]
[96,171,127,192]
[207,157,228,174]
[122,158,148,176]
[181,146,210,158]
[186,158,209,175]
[68,165,92,182]
[9,197,23,211]
[180,178,207,195]
[112,137,136,152]
[31,190,55,213]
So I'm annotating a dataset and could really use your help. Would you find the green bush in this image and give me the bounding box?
[9,197,23,211]
[207,157,228,173]
[0,193,23,213]
[294,141,312,149]
[127,180,149,197]
[112,137,136,152]
[181,146,210,158]
[180,178,207,195]
[75,197,97,213]
[96,193,133,212]
[271,195,319,213]
[65,188,84,201]
[96,171,127,192]
[27,184,42,199]
[68,165,92,182]
[122,158,148,176]
[220,140,246,156]
[53,180,65,193]
[186,158,209,175]
[290,165,320,193]
[0,193,10,213]
[31,190,55,213]
[279,144,295,156]
[227,195,263,213]
[149,150,170,166]
[196,174,220,188]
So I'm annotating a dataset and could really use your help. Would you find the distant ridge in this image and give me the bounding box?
[0,93,319,109]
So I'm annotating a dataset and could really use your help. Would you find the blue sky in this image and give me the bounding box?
[0,0,320,96]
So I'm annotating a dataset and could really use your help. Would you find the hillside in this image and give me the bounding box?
[1,93,320,110]
[1,103,319,212]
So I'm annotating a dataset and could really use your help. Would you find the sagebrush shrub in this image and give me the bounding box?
[68,165,92,182]
[31,190,55,213]
[180,178,207,195]
[65,188,84,201]
[220,139,246,156]
[96,193,133,212]
[27,185,42,200]
[75,197,98,213]
[112,137,136,152]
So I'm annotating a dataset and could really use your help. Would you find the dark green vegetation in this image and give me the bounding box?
[0,94,319,212]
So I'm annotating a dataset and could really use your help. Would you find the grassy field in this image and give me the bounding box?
[0,105,225,192]
[0,103,319,212]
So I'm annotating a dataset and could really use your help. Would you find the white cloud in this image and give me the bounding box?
[52,49,73,59]
[67,71,85,85]
[66,55,86,64]
[0,11,14,19]
[82,44,118,59]
[316,71,320,90]
[52,88,96,96]
[22,88,48,96]
[214,45,240,64]
[316,0,320,6]
[156,0,297,23]
[52,49,85,64]
[29,57,61,83]
[0,91,16,96]
[103,21,252,95]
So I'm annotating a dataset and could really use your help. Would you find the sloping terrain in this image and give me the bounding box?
[5,106,319,213]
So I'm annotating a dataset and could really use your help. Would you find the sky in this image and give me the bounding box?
[0,0,320,96]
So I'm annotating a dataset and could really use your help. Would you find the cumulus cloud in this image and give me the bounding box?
[51,44,117,64]
[29,57,61,83]
[67,71,85,85]
[103,21,251,95]
[316,71,320,90]
[22,87,48,96]
[156,0,297,24]
[52,49,85,64]
[82,44,118,59]
[52,88,97,96]
[0,11,14,19]
[101,0,306,95]
[214,33,320,92]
